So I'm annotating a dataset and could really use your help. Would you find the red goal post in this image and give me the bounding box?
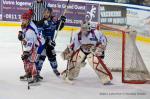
[97,24,150,84]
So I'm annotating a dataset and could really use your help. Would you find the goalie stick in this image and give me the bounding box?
[64,27,74,84]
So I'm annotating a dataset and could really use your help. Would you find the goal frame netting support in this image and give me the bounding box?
[99,24,150,84]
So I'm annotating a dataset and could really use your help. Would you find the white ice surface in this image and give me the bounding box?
[0,27,150,99]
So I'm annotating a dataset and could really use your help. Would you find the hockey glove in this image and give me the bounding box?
[21,51,30,60]
[47,40,56,48]
[46,40,56,50]
[60,16,66,23]
[18,31,25,41]
[50,41,56,48]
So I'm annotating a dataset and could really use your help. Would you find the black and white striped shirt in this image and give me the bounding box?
[30,1,48,21]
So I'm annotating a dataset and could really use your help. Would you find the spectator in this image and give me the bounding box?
[115,0,129,3]
[143,0,150,6]
[90,0,115,2]
[90,0,149,6]
[129,0,144,5]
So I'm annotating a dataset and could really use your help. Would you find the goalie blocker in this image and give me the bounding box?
[61,22,113,85]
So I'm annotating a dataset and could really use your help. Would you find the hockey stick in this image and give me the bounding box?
[20,41,30,90]
[53,0,70,41]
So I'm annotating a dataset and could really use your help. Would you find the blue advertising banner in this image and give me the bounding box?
[0,0,2,20]
[0,0,99,26]
[48,1,99,26]
[0,0,127,26]
[2,0,32,21]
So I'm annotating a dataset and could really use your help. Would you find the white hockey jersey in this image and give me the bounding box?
[30,21,45,46]
[70,29,107,52]
[22,23,39,52]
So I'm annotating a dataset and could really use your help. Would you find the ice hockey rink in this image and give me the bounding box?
[0,26,150,99]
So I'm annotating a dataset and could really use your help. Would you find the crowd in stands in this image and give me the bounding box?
[90,0,150,6]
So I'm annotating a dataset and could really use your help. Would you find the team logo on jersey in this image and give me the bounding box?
[90,37,97,41]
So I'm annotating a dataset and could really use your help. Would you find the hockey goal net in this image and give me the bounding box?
[98,24,150,84]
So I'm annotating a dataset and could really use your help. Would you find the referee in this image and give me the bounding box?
[28,0,48,25]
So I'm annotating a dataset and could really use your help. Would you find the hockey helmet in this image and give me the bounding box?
[21,13,31,20]
[44,7,53,13]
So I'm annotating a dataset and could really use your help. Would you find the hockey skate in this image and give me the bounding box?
[37,71,43,80]
[37,74,43,80]
[20,74,32,81]
[103,81,113,85]
[53,69,60,76]
[28,76,40,86]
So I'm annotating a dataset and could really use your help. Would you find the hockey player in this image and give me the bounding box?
[25,0,48,80]
[35,7,66,77]
[18,13,40,83]
[61,21,113,85]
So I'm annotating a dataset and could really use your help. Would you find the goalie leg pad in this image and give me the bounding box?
[61,50,86,80]
[87,54,113,84]
[62,61,81,80]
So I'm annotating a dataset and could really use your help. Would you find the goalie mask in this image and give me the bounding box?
[81,21,91,35]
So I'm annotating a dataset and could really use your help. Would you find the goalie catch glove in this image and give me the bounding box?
[21,51,30,60]
[18,31,25,41]
[61,46,73,60]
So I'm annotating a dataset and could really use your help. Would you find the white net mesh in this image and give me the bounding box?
[100,25,150,84]
[124,30,150,83]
